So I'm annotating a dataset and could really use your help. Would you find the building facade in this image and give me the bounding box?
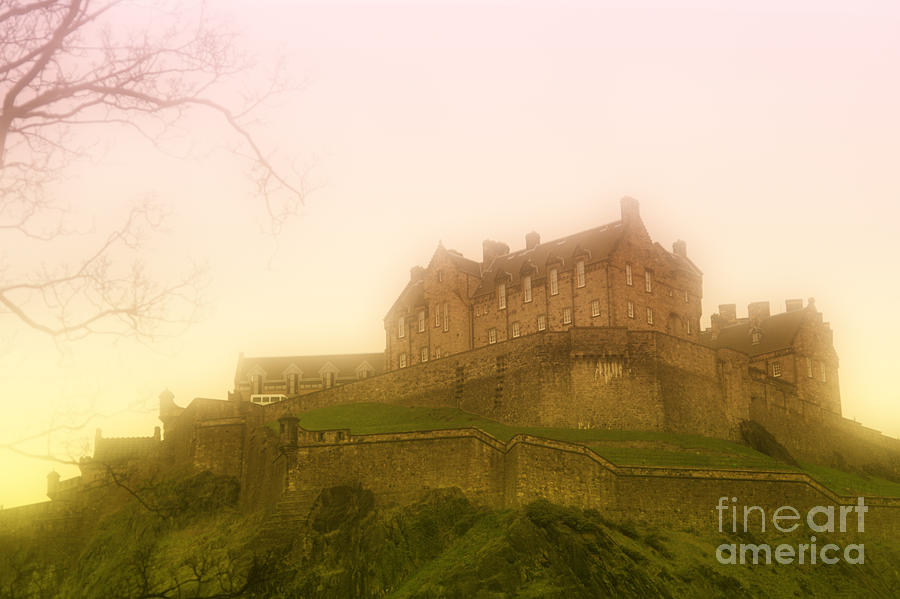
[385,197,703,372]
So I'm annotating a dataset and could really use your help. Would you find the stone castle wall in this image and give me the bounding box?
[268,428,900,540]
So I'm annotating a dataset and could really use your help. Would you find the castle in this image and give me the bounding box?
[7,197,900,540]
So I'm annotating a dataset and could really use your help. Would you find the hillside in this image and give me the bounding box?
[2,474,899,599]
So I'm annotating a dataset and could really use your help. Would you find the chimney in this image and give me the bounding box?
[785,298,803,312]
[482,239,510,265]
[525,231,540,250]
[410,266,425,282]
[620,196,640,225]
[748,301,771,322]
[672,239,687,258]
[718,304,737,325]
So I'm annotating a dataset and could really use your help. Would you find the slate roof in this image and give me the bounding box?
[445,250,483,277]
[712,310,808,356]
[473,222,626,296]
[235,352,384,381]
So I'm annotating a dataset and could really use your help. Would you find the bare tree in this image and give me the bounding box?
[0,0,305,343]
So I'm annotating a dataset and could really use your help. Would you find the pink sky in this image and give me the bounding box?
[2,0,899,507]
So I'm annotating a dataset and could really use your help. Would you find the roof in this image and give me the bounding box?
[712,310,809,356]
[473,222,626,296]
[445,250,482,277]
[235,352,384,380]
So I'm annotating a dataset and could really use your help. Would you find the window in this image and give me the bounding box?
[286,373,299,395]
[417,310,425,333]
[644,270,653,293]
[498,282,506,309]
[646,307,654,325]
[488,328,497,344]
[806,357,813,378]
[686,318,692,335]
[438,270,443,282]
[549,268,559,295]
[421,347,428,362]
[398,316,406,338]
[683,289,689,303]
[512,321,521,338]
[627,301,634,319]
[563,307,572,325]
[358,369,370,380]
[772,361,782,378]
[537,314,547,331]
[250,374,263,395]
[434,346,442,359]
[575,260,585,288]
[442,302,449,332]
[523,276,532,303]
[399,353,408,368]
[323,372,335,388]
[820,362,827,383]
[434,304,440,327]
[751,330,761,345]
[625,263,633,286]
[591,299,600,317]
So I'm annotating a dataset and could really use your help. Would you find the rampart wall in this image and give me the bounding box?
[272,428,900,540]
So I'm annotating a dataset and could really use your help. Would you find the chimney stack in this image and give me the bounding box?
[525,231,540,250]
[620,196,640,225]
[672,239,687,258]
[718,304,737,325]
[785,298,803,312]
[482,239,510,265]
[748,301,771,322]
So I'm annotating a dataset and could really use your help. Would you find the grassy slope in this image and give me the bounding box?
[7,481,898,599]
[293,402,900,498]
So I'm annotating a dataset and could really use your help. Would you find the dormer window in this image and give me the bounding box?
[250,374,263,395]
[285,372,299,395]
[498,282,506,309]
[575,260,585,288]
[549,268,559,296]
[523,276,532,303]
[323,371,336,388]
[644,270,653,293]
[625,263,633,286]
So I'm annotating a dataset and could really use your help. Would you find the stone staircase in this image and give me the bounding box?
[255,489,320,547]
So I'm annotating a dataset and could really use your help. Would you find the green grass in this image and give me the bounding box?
[801,462,900,498]
[295,402,787,469]
[291,402,900,498]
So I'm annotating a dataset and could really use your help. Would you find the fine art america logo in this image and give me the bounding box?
[715,497,867,565]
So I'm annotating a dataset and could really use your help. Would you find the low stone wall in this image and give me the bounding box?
[274,428,900,540]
